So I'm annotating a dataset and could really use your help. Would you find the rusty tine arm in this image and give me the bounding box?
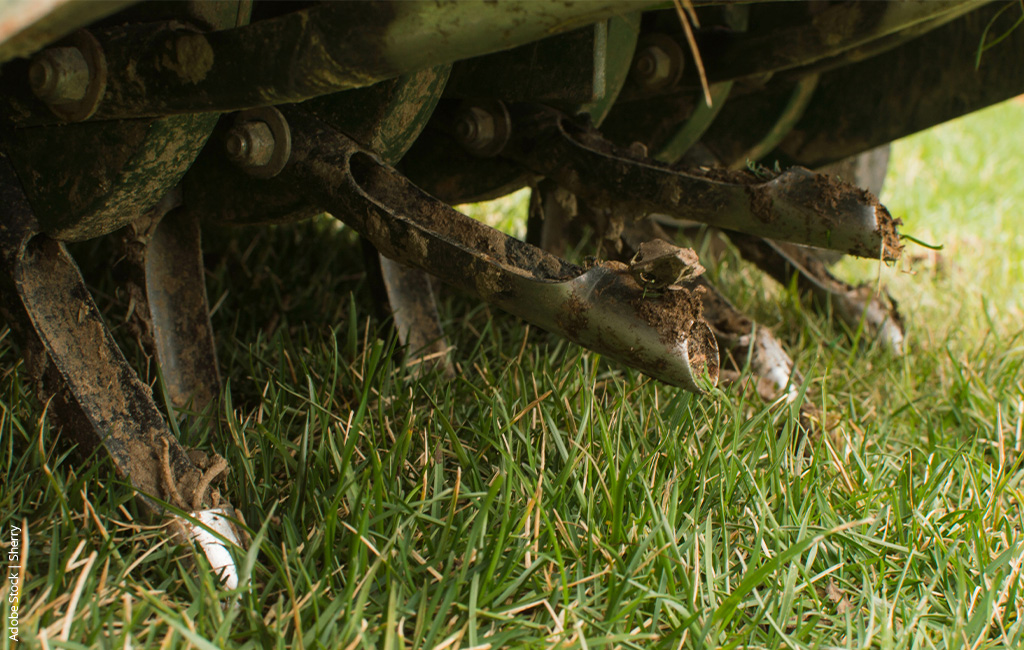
[0,154,246,589]
[0,155,194,514]
[620,219,799,400]
[500,104,903,261]
[277,109,719,392]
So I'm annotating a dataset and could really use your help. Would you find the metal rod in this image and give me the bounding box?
[702,0,986,84]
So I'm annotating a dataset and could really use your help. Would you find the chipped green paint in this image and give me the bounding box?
[1,1,248,240]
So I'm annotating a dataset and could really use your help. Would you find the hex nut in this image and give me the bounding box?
[225,121,275,167]
[226,107,291,178]
[451,101,511,158]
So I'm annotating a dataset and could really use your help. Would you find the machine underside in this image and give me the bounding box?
[1,0,1021,583]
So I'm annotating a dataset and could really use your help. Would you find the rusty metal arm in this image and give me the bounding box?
[0,153,246,587]
[275,109,718,391]
[0,155,201,511]
[499,105,903,261]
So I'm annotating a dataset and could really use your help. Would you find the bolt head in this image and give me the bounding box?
[28,59,56,96]
[225,132,249,162]
[225,121,275,168]
[455,116,478,142]
[631,44,679,90]
[28,47,90,104]
[634,52,657,78]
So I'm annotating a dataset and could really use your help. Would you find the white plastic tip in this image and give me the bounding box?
[179,508,244,590]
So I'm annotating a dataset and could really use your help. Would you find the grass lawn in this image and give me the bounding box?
[3,99,1024,649]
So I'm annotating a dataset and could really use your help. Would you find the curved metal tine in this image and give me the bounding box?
[501,104,903,261]
[361,238,453,377]
[695,275,800,403]
[119,191,222,416]
[280,109,719,392]
[728,232,905,354]
[0,157,246,590]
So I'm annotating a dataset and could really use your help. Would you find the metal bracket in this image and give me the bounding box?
[30,29,107,122]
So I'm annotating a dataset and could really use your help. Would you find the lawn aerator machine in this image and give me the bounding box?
[1,0,1021,585]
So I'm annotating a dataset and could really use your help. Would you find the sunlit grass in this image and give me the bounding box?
[2,101,1024,648]
[839,99,1024,337]
[457,187,532,240]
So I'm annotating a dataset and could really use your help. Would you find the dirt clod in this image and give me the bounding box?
[632,285,705,346]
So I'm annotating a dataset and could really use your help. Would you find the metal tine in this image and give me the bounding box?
[500,104,903,261]
[0,154,247,589]
[276,108,719,392]
[727,232,905,354]
[117,190,222,415]
[619,218,801,402]
[361,241,454,377]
